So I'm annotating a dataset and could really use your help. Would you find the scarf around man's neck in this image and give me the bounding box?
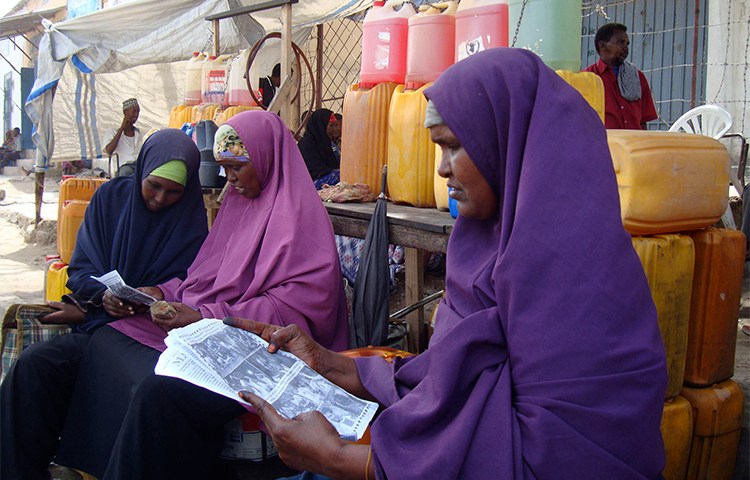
[617,60,642,101]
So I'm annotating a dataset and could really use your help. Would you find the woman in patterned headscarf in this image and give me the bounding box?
[229,49,668,480]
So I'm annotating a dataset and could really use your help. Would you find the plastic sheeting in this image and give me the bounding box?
[27,0,370,170]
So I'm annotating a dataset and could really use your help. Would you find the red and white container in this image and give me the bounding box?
[184,52,205,106]
[455,0,509,62]
[360,0,416,87]
[405,2,457,88]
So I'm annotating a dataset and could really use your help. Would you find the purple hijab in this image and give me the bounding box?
[355,49,667,479]
[111,111,349,352]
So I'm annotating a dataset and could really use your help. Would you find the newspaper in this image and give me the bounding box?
[91,270,158,306]
[154,318,378,441]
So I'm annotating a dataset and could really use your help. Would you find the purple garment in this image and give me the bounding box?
[110,111,349,352]
[355,49,668,479]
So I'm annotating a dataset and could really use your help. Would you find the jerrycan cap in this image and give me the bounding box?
[358,81,378,89]
[373,0,385,6]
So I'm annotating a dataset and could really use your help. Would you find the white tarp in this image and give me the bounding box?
[27,0,370,169]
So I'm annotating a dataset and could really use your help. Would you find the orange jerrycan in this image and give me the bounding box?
[57,178,107,264]
[608,131,730,235]
[661,395,693,480]
[681,380,744,480]
[556,70,605,123]
[683,227,745,387]
[387,83,436,207]
[341,82,398,195]
[632,234,695,399]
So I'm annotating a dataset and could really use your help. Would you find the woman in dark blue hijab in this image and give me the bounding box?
[44,128,208,332]
[0,129,209,480]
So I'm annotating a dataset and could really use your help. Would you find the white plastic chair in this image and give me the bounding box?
[669,105,733,139]
[669,105,737,229]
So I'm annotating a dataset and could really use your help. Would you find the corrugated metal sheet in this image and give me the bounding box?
[581,0,708,130]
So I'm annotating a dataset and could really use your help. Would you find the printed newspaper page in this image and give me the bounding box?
[154,319,378,441]
[91,270,158,306]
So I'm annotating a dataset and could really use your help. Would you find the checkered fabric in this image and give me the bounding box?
[0,304,71,381]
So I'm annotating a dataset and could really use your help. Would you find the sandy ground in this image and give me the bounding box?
[0,168,747,478]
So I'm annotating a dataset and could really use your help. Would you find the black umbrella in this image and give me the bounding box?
[349,165,390,348]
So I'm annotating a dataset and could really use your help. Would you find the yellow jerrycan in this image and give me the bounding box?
[387,83,436,207]
[660,395,693,480]
[556,70,605,123]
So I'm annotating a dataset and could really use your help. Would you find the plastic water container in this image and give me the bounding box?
[184,52,205,106]
[508,0,581,71]
[608,131,730,236]
[405,2,456,88]
[340,82,398,194]
[226,50,260,107]
[683,227,745,387]
[448,189,458,218]
[556,70,605,123]
[660,396,693,480]
[46,261,73,303]
[201,55,231,105]
[681,380,744,480]
[360,0,416,87]
[387,83,436,207]
[455,0,508,62]
[215,106,260,126]
[632,234,695,400]
[57,178,107,264]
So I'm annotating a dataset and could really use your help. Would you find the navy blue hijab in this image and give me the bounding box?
[66,129,208,332]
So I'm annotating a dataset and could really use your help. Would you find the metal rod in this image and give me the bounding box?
[389,290,444,320]
[0,51,20,74]
[690,1,699,109]
[316,24,324,110]
[205,0,298,21]
[8,36,32,61]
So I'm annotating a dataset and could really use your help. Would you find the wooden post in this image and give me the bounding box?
[316,24,324,110]
[212,19,220,56]
[404,247,425,353]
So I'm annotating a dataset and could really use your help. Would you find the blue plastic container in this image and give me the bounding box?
[448,188,458,218]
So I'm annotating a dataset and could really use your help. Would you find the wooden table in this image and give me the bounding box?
[324,202,455,353]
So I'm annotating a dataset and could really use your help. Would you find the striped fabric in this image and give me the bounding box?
[0,304,71,382]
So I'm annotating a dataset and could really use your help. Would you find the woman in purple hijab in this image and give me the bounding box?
[230,49,668,479]
[47,111,349,480]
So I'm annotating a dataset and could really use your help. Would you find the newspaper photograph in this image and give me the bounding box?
[154,319,378,441]
[91,270,158,306]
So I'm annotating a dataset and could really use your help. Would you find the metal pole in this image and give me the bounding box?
[316,24,324,109]
[690,1,700,109]
[280,3,293,125]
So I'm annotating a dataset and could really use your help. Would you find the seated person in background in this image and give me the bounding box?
[331,113,342,159]
[0,130,13,168]
[1,129,209,480]
[104,98,145,168]
[298,108,341,189]
[258,63,281,109]
[9,110,349,480]
[584,22,657,130]
[230,49,668,479]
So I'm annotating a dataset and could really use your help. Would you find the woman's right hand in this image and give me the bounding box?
[102,290,136,318]
[42,302,86,324]
[223,318,327,373]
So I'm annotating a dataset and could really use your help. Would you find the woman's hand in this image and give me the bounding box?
[241,391,370,478]
[41,302,86,324]
[223,318,327,373]
[138,286,164,301]
[102,290,137,318]
[151,302,201,331]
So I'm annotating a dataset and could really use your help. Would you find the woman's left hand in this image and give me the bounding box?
[150,302,201,331]
[241,391,357,476]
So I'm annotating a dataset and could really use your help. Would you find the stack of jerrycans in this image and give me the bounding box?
[608,130,744,480]
[341,1,414,195]
[47,177,107,303]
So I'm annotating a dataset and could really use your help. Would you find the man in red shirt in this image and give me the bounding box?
[584,23,657,129]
